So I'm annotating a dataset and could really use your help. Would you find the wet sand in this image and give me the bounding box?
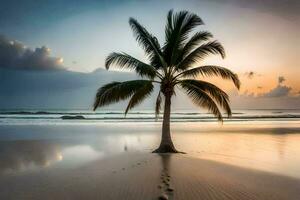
[0,153,299,200]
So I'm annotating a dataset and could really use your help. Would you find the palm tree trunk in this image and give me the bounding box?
[153,93,178,153]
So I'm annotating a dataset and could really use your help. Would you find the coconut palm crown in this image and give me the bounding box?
[93,10,240,153]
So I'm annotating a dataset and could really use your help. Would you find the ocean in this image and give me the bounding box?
[0,109,300,125]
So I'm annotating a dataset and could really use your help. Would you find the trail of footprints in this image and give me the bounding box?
[110,159,174,200]
[158,168,174,200]
[111,160,148,174]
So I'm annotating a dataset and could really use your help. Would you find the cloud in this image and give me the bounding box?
[0,35,140,109]
[260,76,291,98]
[1,66,300,109]
[245,71,254,79]
[0,141,63,173]
[278,76,286,84]
[262,85,292,98]
[0,66,138,109]
[240,76,294,98]
[244,71,261,79]
[0,35,64,70]
[230,75,300,109]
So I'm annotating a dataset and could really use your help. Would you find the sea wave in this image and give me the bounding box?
[1,110,300,124]
[1,114,300,120]
[0,111,226,115]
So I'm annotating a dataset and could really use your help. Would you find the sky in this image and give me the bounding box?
[0,0,299,110]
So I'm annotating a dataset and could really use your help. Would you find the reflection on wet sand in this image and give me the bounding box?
[276,135,287,160]
[172,132,300,178]
[0,140,63,173]
[0,123,300,179]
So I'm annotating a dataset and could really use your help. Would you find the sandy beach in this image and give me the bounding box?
[1,152,299,200]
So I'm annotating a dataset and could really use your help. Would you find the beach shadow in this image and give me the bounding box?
[157,154,174,199]
[159,153,171,173]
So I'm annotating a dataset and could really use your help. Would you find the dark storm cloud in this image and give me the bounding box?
[0,35,64,70]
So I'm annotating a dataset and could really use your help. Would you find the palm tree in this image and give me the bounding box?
[93,10,240,153]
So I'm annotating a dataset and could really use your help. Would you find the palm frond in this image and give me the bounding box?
[180,81,223,121]
[129,18,165,69]
[155,91,162,120]
[179,79,231,117]
[105,52,160,79]
[177,41,225,71]
[93,80,153,110]
[164,10,204,65]
[165,9,173,42]
[125,82,154,114]
[177,65,240,89]
[179,31,213,61]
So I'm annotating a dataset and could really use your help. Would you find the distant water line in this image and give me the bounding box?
[0,109,300,125]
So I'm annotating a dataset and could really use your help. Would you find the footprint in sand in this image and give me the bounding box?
[158,193,168,200]
[158,170,174,200]
[166,187,174,192]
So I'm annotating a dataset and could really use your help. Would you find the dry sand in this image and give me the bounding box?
[1,153,300,200]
